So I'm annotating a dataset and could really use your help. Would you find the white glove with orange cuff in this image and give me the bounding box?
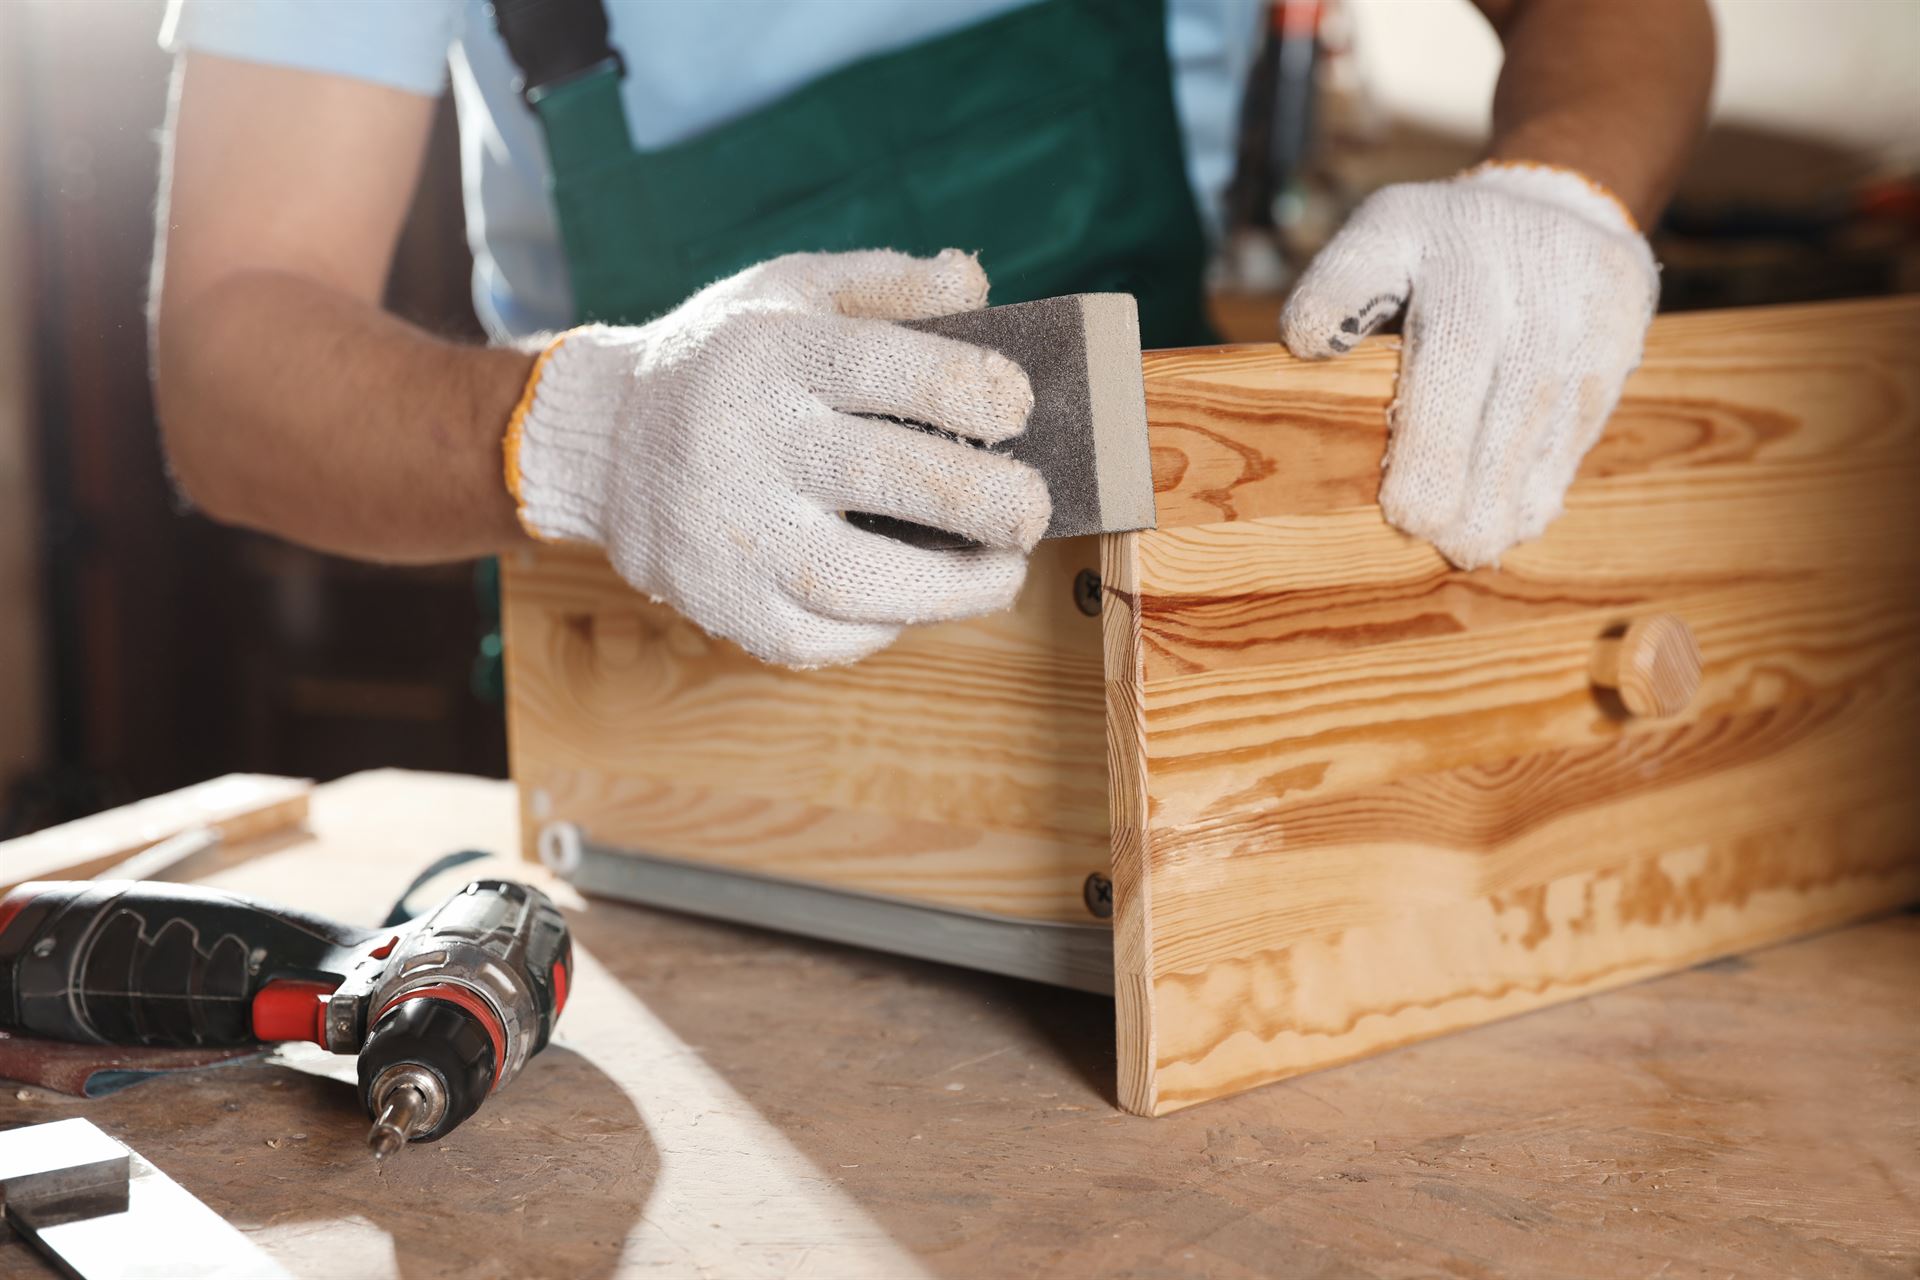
[1280,162,1659,569]
[504,249,1049,668]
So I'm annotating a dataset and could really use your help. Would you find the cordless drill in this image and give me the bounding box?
[0,877,571,1160]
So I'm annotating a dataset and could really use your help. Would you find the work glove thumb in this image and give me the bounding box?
[1277,202,1420,358]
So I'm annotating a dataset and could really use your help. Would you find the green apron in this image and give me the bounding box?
[514,0,1214,346]
[475,0,1214,702]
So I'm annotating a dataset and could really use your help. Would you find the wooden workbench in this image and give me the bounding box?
[4,770,1915,1278]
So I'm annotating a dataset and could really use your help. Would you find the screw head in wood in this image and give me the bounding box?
[1590,614,1703,718]
[1083,872,1114,919]
[1073,570,1103,617]
[538,821,584,877]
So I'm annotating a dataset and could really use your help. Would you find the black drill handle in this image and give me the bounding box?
[0,880,377,1048]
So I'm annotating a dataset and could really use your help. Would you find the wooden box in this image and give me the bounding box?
[503,297,1920,1115]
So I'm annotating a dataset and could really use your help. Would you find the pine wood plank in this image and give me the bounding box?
[0,775,312,890]
[524,769,1103,920]
[1147,669,1919,976]
[1148,799,1920,1112]
[1142,295,1920,530]
[1142,573,1920,827]
[503,537,1110,923]
[1101,529,1157,1111]
[1111,295,1920,1115]
[1135,455,1920,679]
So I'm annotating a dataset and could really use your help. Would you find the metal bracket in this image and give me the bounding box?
[544,825,1116,996]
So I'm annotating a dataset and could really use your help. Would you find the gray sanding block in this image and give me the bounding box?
[850,294,1154,546]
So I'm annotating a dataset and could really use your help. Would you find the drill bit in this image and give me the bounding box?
[367,1082,427,1161]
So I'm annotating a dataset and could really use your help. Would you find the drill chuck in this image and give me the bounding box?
[357,994,498,1145]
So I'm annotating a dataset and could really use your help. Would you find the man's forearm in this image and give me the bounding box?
[1476,0,1716,227]
[155,271,534,563]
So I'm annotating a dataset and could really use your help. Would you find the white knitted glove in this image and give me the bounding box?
[1281,163,1659,568]
[505,249,1048,667]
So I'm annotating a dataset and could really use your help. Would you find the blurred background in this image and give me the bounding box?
[0,0,1915,836]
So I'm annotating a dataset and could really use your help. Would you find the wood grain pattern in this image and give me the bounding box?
[1100,530,1156,1109]
[503,537,1111,923]
[1143,297,1920,528]
[1148,800,1920,1111]
[0,774,312,890]
[1112,296,1920,1115]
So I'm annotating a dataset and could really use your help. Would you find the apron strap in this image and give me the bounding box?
[491,0,623,103]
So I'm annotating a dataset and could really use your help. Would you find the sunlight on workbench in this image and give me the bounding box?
[244,946,928,1277]
[586,949,930,1277]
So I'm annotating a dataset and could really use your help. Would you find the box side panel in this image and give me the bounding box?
[1131,298,1920,1114]
[1149,807,1920,1112]
[502,537,1111,923]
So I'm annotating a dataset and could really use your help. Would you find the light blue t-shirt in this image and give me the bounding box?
[162,1,1261,340]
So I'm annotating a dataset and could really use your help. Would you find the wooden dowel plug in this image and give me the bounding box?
[1590,614,1703,718]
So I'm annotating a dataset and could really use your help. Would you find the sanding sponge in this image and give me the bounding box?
[853,294,1154,546]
